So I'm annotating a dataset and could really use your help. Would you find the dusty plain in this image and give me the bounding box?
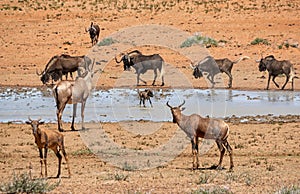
[0,0,300,193]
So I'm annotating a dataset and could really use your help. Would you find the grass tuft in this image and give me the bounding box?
[180,33,218,48]
[0,172,59,193]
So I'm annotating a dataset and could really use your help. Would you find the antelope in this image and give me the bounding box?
[166,100,234,170]
[26,118,71,178]
[53,58,96,132]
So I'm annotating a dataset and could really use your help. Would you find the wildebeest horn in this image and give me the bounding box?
[115,54,123,63]
[36,69,43,76]
[190,63,196,69]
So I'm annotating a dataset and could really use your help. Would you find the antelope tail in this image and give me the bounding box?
[53,85,60,108]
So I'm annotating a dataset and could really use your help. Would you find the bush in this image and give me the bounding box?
[192,186,233,194]
[180,33,218,48]
[0,172,59,193]
[274,185,300,194]
[251,38,270,45]
[98,37,116,46]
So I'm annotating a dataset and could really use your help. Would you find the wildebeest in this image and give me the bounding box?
[191,56,250,88]
[115,50,165,86]
[257,55,296,90]
[139,89,154,107]
[37,54,91,84]
[53,58,97,132]
[86,22,100,46]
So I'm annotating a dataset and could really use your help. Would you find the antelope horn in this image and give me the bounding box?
[166,101,172,108]
[178,100,185,108]
[28,116,33,122]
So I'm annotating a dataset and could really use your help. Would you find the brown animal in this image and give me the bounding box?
[139,89,154,107]
[36,54,91,84]
[26,118,71,178]
[166,100,234,170]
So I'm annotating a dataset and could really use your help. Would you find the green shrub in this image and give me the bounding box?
[180,34,218,48]
[98,37,117,46]
[192,186,233,194]
[274,185,300,194]
[251,38,270,45]
[0,172,59,193]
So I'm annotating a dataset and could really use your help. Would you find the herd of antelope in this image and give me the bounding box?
[29,22,298,178]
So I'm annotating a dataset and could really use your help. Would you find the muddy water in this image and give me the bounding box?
[0,87,299,123]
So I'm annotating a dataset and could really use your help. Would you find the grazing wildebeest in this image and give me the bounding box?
[86,22,100,46]
[166,100,233,170]
[53,58,97,132]
[191,56,250,88]
[139,89,154,107]
[37,54,91,84]
[115,50,165,86]
[257,55,296,90]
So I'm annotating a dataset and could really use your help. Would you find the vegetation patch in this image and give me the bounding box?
[180,33,218,48]
[0,172,59,193]
[98,37,117,46]
[251,38,270,45]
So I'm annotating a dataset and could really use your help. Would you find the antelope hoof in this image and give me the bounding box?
[192,164,199,170]
[161,83,165,86]
[216,165,223,170]
[71,126,76,131]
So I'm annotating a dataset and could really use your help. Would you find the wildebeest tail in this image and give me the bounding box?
[233,56,250,64]
[289,66,296,82]
[159,61,165,80]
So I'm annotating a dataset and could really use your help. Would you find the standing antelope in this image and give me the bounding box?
[53,59,96,132]
[166,101,234,170]
[26,118,71,178]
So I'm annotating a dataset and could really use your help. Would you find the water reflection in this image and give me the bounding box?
[0,87,299,123]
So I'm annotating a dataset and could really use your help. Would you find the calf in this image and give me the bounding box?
[139,89,154,107]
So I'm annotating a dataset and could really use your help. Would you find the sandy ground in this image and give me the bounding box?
[0,0,300,193]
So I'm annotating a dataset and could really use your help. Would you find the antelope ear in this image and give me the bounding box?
[39,121,45,125]
[181,107,186,111]
[25,121,31,125]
